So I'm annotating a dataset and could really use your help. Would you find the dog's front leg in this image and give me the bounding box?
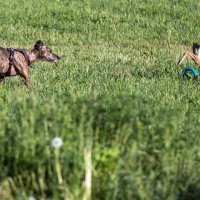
[0,77,4,83]
[20,70,32,88]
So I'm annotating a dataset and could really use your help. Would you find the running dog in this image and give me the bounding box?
[0,40,60,87]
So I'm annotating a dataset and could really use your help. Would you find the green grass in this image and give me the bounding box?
[1,0,200,199]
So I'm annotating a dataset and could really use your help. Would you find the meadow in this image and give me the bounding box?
[1,0,200,199]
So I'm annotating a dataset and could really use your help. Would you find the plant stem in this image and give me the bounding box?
[54,148,63,185]
[84,148,92,200]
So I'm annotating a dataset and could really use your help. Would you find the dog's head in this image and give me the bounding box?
[34,40,60,62]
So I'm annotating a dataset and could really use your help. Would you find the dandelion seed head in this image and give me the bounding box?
[51,137,63,148]
[28,196,36,200]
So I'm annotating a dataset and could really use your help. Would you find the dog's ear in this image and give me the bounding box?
[34,40,44,50]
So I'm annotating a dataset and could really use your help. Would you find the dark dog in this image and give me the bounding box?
[0,40,60,87]
[178,43,200,66]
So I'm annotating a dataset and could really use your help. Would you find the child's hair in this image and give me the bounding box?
[192,43,200,55]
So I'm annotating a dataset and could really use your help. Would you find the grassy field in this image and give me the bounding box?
[1,0,200,199]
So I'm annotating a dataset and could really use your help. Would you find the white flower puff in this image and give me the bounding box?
[28,196,36,200]
[51,137,64,148]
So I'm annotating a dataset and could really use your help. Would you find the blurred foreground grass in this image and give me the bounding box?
[1,0,200,199]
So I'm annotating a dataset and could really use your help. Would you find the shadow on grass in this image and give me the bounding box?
[179,184,200,200]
